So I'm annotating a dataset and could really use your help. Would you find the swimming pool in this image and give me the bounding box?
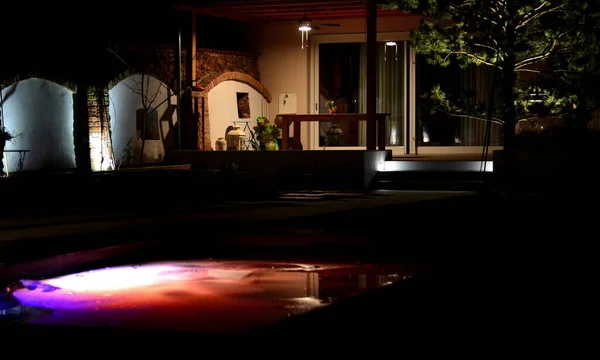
[2,259,424,333]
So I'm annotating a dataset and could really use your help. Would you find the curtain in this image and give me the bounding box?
[460,65,503,146]
[358,42,405,146]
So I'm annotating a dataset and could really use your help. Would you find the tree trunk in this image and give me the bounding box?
[501,58,517,194]
[140,110,147,164]
[502,0,518,194]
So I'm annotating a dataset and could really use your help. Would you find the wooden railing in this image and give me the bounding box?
[277,113,390,150]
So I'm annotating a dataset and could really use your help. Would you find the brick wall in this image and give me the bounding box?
[194,49,270,150]
[88,87,114,171]
[109,45,185,91]
[196,48,259,85]
[107,46,269,152]
[194,93,211,151]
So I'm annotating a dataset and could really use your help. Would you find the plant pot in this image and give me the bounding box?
[261,140,278,151]
[328,109,337,114]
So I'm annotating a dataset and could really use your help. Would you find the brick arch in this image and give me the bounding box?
[204,71,271,103]
[195,71,272,151]
[108,71,175,92]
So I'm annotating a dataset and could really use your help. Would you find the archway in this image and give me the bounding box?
[109,74,177,166]
[200,71,271,149]
[1,77,76,173]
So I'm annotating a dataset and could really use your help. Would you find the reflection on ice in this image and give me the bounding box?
[4,260,422,333]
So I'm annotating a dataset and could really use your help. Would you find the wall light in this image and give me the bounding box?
[384,41,398,61]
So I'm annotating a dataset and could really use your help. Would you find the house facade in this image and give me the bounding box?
[1,1,503,175]
[180,0,503,156]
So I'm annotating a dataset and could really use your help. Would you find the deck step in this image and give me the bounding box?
[371,171,493,191]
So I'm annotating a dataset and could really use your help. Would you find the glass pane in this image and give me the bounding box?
[318,43,361,147]
[318,41,405,147]
[416,55,503,146]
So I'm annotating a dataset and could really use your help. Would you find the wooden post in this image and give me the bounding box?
[177,27,183,150]
[182,12,197,149]
[191,12,197,83]
[366,0,377,150]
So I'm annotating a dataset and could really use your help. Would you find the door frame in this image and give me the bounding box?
[309,32,413,155]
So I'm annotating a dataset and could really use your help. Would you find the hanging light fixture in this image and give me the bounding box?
[299,20,311,49]
[384,41,398,61]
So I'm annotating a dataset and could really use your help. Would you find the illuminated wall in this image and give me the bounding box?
[207,80,269,147]
[109,74,177,166]
[1,78,76,172]
[87,87,114,171]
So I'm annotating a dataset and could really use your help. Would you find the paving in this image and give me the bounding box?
[0,190,473,244]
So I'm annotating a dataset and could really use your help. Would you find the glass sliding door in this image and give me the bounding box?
[415,54,503,147]
[316,40,406,148]
[318,42,361,147]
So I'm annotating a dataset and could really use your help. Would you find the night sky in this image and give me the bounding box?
[0,3,259,85]
[1,4,189,84]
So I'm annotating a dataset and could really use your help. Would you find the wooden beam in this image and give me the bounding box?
[239,9,364,17]
[191,13,197,82]
[195,9,265,23]
[193,0,361,11]
[230,5,365,13]
[366,0,377,150]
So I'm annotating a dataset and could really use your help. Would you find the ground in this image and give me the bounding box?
[0,171,594,352]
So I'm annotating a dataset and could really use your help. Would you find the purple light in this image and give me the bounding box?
[7,260,412,332]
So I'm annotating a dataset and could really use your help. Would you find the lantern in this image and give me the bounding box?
[226,125,248,151]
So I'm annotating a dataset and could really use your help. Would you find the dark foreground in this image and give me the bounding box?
[0,184,595,355]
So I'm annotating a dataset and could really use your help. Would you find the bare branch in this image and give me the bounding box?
[107,47,132,69]
[456,51,502,68]
[474,43,499,53]
[515,39,557,69]
[445,112,505,125]
[516,2,565,30]
[515,68,541,73]
[121,78,142,96]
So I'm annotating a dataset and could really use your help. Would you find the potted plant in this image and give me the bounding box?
[253,117,281,150]
[1,126,17,175]
[1,126,17,150]
[325,100,338,114]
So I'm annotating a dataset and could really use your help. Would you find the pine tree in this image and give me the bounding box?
[381,0,598,147]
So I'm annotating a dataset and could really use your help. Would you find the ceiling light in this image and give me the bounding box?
[299,21,311,49]
[385,41,397,46]
[299,23,311,31]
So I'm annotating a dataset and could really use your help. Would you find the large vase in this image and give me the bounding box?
[215,137,227,151]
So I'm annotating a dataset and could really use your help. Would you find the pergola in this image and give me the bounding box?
[174,0,403,150]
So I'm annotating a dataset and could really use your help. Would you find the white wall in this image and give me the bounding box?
[208,81,269,146]
[1,78,75,172]
[109,74,177,165]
